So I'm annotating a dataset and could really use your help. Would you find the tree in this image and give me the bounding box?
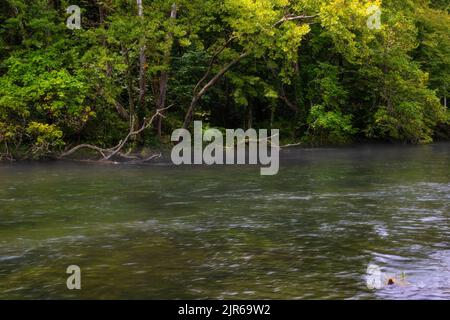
[0,0,449,160]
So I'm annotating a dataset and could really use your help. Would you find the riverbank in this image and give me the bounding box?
[2,141,449,165]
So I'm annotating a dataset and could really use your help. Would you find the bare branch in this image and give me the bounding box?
[274,14,318,27]
[183,51,250,129]
[193,35,237,96]
[126,153,162,164]
[60,105,173,161]
[279,85,299,113]
[115,101,130,120]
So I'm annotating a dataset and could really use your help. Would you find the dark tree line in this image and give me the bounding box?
[0,0,449,160]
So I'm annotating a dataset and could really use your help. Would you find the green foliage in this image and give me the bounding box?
[0,47,91,146]
[415,4,450,118]
[305,105,358,145]
[356,0,448,143]
[0,0,449,159]
[26,121,64,156]
[307,63,348,109]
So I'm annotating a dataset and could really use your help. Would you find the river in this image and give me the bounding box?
[0,143,449,299]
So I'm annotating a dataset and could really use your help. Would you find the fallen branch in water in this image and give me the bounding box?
[126,152,162,164]
[60,106,172,162]
[278,142,303,148]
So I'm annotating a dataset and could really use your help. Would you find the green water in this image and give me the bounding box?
[0,144,449,299]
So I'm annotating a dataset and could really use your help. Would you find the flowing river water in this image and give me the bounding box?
[0,143,449,299]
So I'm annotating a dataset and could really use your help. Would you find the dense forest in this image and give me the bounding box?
[0,0,449,160]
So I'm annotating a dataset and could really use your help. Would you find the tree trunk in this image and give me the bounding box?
[123,46,136,131]
[279,85,299,114]
[137,0,147,115]
[182,51,250,129]
[99,3,106,24]
[156,3,178,139]
[48,0,60,10]
[247,104,253,130]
